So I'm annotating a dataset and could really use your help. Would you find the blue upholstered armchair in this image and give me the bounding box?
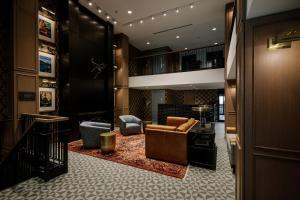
[119,115,142,135]
[79,121,111,148]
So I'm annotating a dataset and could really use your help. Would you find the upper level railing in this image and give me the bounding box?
[129,44,224,77]
[0,113,69,191]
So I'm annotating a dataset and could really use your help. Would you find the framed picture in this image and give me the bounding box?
[39,87,55,112]
[39,51,55,77]
[38,14,56,43]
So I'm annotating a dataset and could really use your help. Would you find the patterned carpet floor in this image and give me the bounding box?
[0,123,235,200]
[68,132,187,179]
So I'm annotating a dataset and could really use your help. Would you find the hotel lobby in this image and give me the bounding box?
[0,0,300,199]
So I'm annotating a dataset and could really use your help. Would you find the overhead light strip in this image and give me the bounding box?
[123,0,201,27]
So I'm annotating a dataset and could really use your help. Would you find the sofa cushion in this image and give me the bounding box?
[166,116,189,127]
[146,124,177,131]
[186,118,195,126]
[176,118,196,132]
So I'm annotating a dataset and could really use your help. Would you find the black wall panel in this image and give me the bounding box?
[58,0,114,140]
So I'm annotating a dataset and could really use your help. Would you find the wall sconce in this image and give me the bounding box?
[268,29,300,50]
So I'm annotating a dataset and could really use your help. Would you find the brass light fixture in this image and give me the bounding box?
[268,29,300,50]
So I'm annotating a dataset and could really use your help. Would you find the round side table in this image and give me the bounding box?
[100,132,116,154]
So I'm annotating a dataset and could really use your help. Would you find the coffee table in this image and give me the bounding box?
[188,123,217,170]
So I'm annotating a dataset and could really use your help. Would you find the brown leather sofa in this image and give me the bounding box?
[145,116,199,165]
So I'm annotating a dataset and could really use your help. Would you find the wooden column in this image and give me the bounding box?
[224,2,237,134]
[114,34,129,126]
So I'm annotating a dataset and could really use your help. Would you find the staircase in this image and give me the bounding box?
[0,114,70,191]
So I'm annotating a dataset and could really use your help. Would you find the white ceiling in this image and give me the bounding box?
[247,0,300,19]
[79,0,233,51]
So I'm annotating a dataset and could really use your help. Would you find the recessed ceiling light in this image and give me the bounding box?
[185,47,188,50]
[128,10,132,14]
[88,1,92,6]
[163,12,167,16]
[106,15,110,19]
[190,4,194,9]
[113,20,117,24]
[129,23,133,27]
[176,35,180,39]
[214,42,218,45]
[146,42,150,45]
[97,8,102,13]
[212,27,217,31]
[151,16,155,20]
[176,8,179,13]
[140,20,143,24]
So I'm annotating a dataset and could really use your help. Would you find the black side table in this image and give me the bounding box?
[188,123,217,170]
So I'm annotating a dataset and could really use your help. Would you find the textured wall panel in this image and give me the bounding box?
[129,89,151,121]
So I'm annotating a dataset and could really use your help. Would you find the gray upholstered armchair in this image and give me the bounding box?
[80,121,111,148]
[119,115,142,136]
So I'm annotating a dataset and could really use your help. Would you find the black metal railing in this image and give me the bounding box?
[129,44,224,76]
[0,114,69,190]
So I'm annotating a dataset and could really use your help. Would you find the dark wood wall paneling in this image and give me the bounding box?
[0,0,39,159]
[244,9,300,200]
[235,0,245,199]
[0,0,13,160]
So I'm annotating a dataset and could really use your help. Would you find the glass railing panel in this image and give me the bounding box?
[129,44,224,76]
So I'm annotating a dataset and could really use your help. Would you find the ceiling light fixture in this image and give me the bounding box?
[88,1,92,6]
[190,4,194,9]
[97,8,102,13]
[212,27,217,31]
[176,8,179,13]
[140,20,143,24]
[128,10,132,14]
[113,20,117,24]
[151,16,155,20]
[214,42,218,45]
[146,42,150,45]
[185,47,188,50]
[129,23,133,27]
[106,15,110,19]
[176,35,180,39]
[163,12,167,16]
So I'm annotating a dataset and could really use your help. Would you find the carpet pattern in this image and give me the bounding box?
[0,123,235,200]
[68,132,187,179]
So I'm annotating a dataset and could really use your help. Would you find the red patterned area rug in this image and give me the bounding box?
[68,132,187,179]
